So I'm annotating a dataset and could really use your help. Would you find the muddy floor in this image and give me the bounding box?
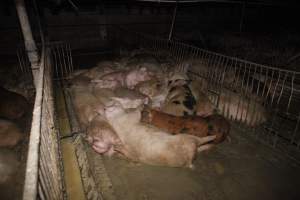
[86,125,300,200]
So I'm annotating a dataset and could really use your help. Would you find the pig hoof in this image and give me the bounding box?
[188,164,195,170]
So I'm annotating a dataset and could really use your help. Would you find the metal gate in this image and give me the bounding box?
[21,44,68,200]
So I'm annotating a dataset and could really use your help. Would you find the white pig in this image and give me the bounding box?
[70,87,105,128]
[113,87,149,109]
[211,88,268,127]
[92,67,153,89]
[104,101,216,168]
[86,115,125,156]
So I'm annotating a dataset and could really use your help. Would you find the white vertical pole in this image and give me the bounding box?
[15,0,40,87]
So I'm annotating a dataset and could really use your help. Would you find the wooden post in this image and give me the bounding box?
[15,0,40,87]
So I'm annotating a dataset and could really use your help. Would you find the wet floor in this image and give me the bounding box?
[87,125,300,200]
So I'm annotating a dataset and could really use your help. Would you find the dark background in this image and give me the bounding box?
[1,0,300,70]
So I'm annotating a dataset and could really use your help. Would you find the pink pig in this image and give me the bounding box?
[92,67,153,89]
[125,67,153,89]
[86,115,125,156]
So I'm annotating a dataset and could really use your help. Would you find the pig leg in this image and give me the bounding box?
[195,135,217,145]
[114,144,139,163]
[197,144,215,153]
[104,147,115,157]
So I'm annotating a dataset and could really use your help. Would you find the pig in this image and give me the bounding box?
[84,61,117,80]
[113,87,149,109]
[196,93,217,117]
[104,101,216,168]
[211,88,268,127]
[69,69,88,79]
[185,58,236,87]
[170,78,215,116]
[125,54,162,75]
[92,87,116,106]
[125,67,154,89]
[70,74,92,87]
[0,86,29,120]
[141,107,229,144]
[135,79,164,98]
[70,87,105,128]
[91,67,153,89]
[86,115,125,156]
[135,79,169,109]
[167,71,190,88]
[188,79,208,101]
[92,78,121,90]
[161,84,197,116]
[0,119,23,148]
[0,149,20,184]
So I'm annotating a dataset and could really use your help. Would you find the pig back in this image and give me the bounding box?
[0,86,29,120]
[0,119,23,148]
[71,87,104,127]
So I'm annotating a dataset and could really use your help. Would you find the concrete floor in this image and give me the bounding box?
[86,125,300,200]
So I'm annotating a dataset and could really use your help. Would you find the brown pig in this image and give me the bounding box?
[0,119,23,148]
[0,86,29,120]
[141,107,230,144]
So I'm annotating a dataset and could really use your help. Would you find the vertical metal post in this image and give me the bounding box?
[15,0,40,87]
[168,3,177,41]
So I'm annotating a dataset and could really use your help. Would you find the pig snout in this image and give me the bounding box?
[90,137,113,154]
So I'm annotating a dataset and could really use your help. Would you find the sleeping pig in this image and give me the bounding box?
[0,86,29,120]
[0,119,23,148]
[113,87,149,109]
[92,67,153,89]
[135,79,164,99]
[70,87,105,128]
[141,107,230,144]
[86,115,125,156]
[104,101,216,168]
[161,84,197,116]
[211,88,268,127]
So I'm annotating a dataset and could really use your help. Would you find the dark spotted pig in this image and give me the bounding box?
[161,84,197,116]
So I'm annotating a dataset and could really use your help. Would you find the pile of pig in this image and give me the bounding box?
[69,50,267,168]
[0,85,31,192]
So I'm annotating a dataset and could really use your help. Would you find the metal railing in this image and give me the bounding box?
[50,42,74,80]
[22,45,65,200]
[20,26,300,200]
[114,26,300,162]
